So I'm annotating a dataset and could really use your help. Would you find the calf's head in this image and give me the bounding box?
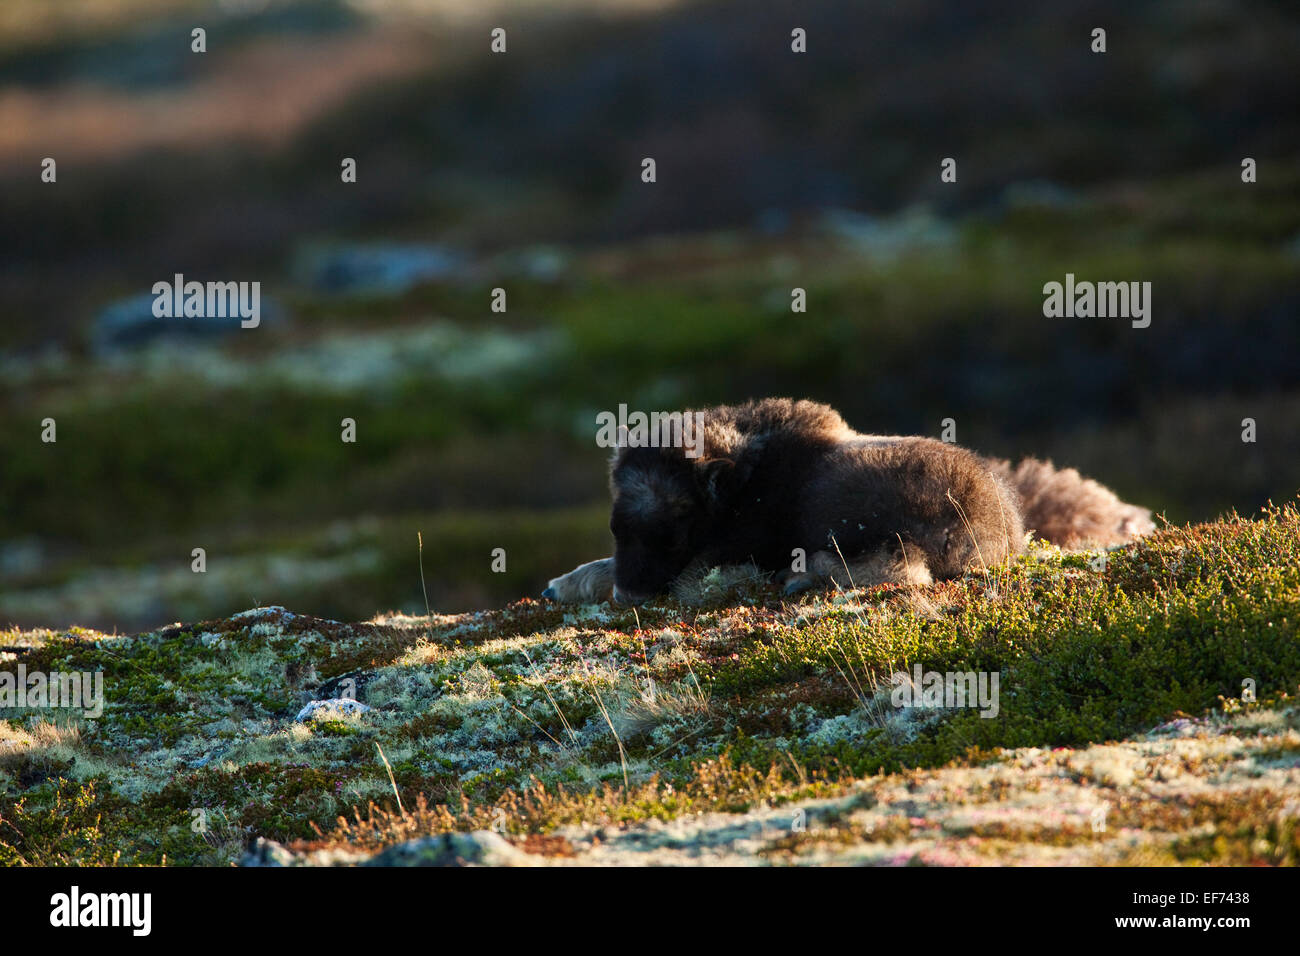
[608,446,734,604]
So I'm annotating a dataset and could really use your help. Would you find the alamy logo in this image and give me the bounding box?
[50,886,151,936]
[151,273,260,328]
[0,663,103,718]
[595,404,707,458]
[1042,273,1151,328]
[890,664,1000,718]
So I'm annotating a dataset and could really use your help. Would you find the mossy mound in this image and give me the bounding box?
[2,502,1298,866]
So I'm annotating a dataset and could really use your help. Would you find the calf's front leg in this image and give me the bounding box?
[542,557,615,603]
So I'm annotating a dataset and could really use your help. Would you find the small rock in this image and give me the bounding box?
[361,832,536,867]
[92,291,284,354]
[296,698,371,722]
[292,242,465,295]
[232,605,295,621]
[241,837,298,868]
[1147,717,1203,738]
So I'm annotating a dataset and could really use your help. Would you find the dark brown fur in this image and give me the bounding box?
[544,397,1149,604]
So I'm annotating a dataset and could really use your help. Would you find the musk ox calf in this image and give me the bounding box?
[543,398,1154,605]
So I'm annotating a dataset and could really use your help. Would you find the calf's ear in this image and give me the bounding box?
[695,457,736,509]
[608,424,630,464]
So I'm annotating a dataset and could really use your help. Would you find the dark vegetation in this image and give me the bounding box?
[0,0,1296,630]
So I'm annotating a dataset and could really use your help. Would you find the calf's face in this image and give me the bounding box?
[608,449,718,604]
[609,502,697,604]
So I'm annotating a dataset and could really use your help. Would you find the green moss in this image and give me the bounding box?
[0,778,127,866]
[2,503,1298,864]
[314,719,361,738]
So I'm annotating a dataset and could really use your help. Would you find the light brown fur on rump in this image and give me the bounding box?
[985,457,1155,548]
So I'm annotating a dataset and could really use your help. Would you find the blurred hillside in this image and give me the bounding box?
[1,0,1298,630]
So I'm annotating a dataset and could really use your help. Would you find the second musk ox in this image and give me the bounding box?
[543,398,1154,605]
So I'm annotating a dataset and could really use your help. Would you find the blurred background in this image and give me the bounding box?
[0,0,1297,632]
